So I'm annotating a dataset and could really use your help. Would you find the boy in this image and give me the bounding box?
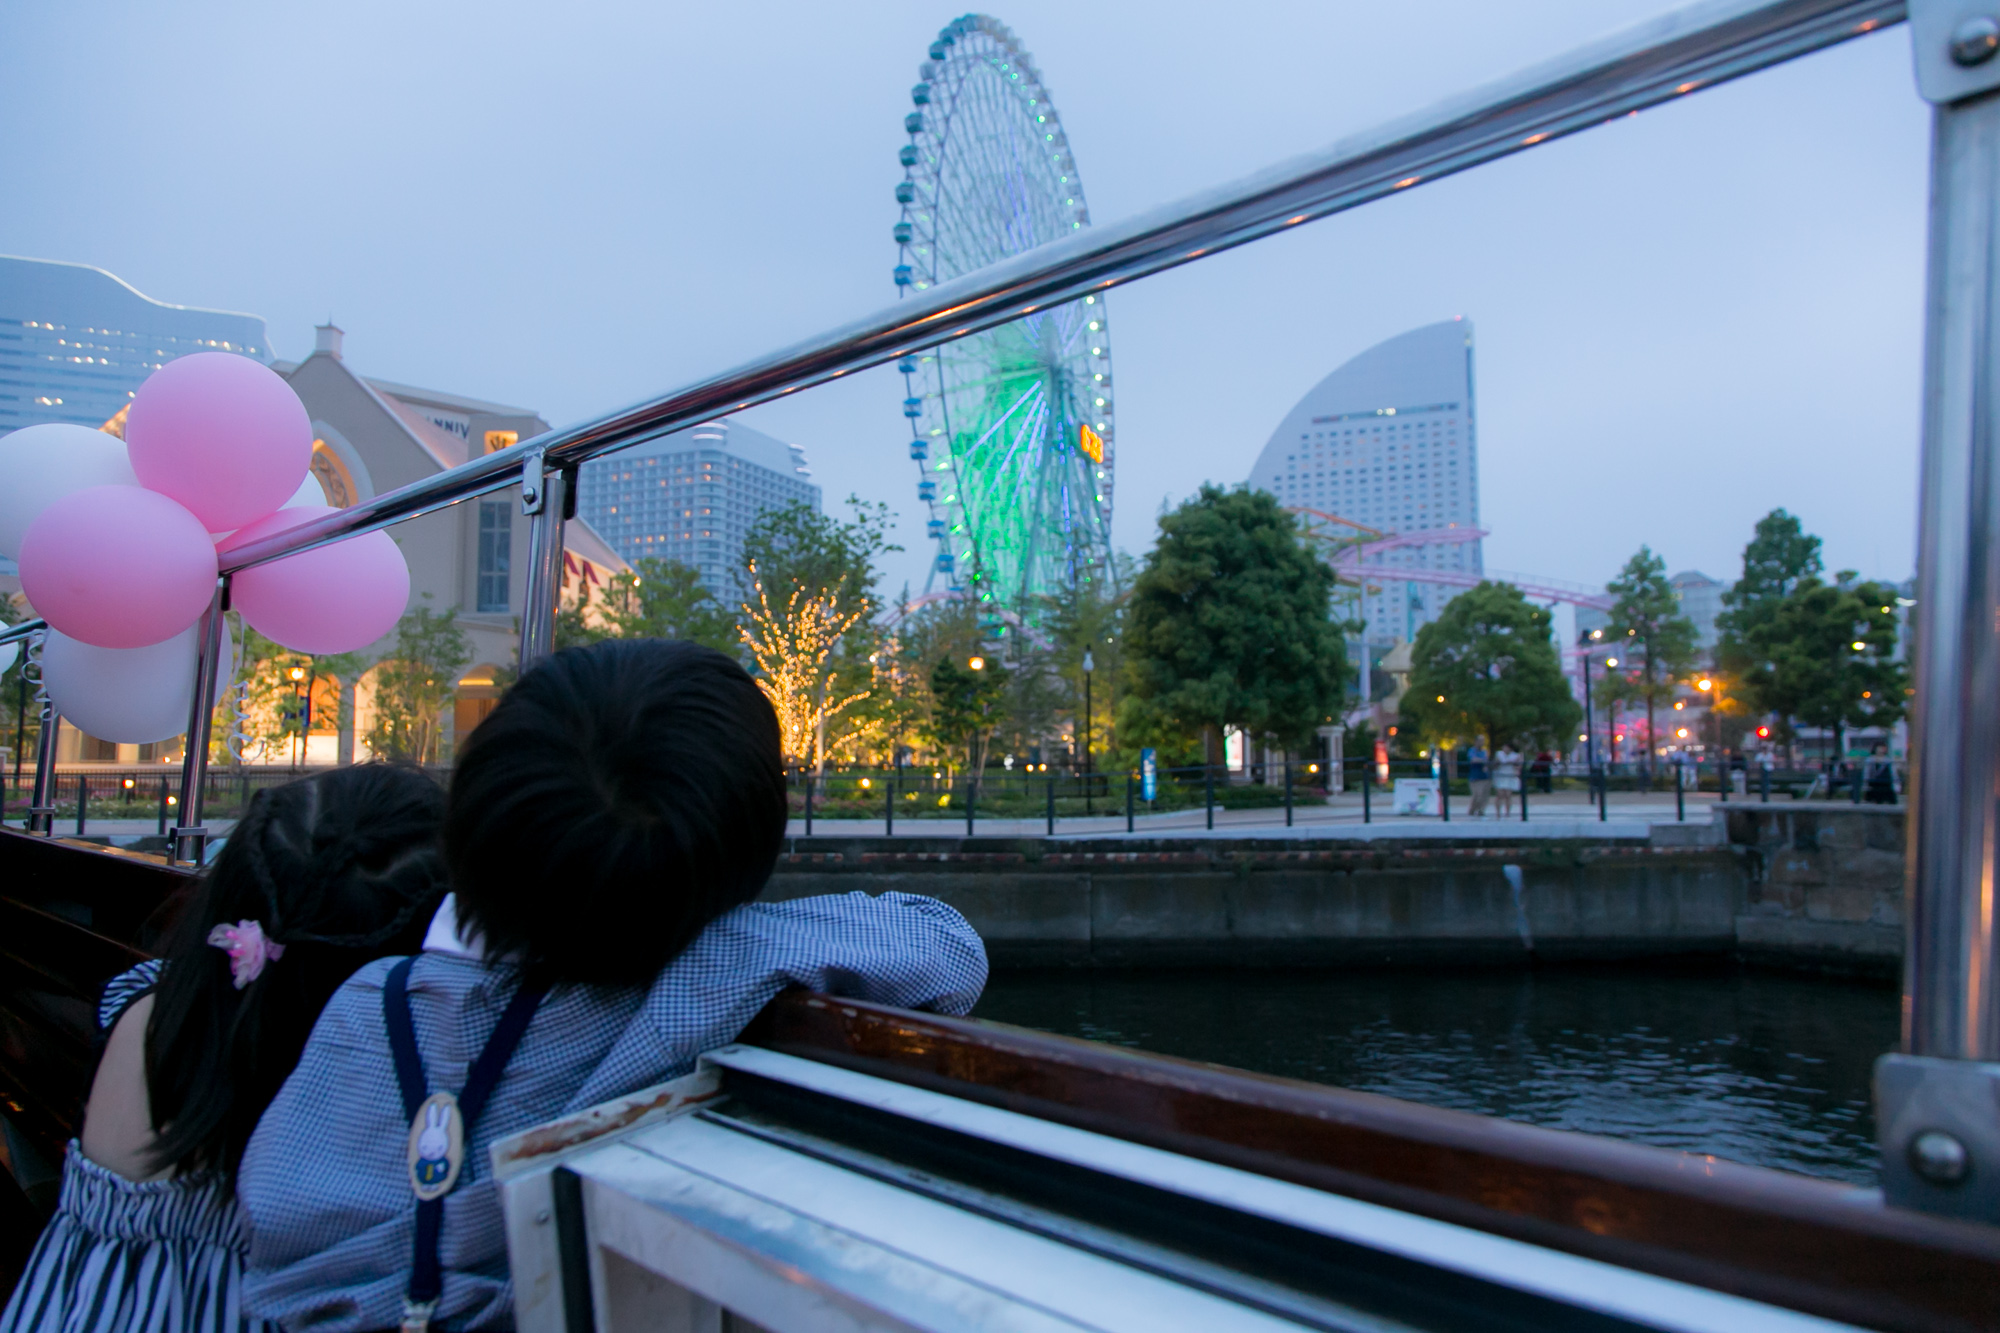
[238,640,986,1331]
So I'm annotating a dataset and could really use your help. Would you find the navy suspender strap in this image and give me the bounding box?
[383,956,549,1333]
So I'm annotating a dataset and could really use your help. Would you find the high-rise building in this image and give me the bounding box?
[0,255,272,437]
[1245,319,1481,644]
[1670,570,1725,651]
[574,418,820,595]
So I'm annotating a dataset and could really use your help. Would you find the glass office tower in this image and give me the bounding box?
[0,254,272,437]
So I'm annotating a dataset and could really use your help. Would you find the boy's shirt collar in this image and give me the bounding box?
[422,894,487,960]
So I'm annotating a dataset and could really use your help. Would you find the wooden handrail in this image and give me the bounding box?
[746,991,2000,1333]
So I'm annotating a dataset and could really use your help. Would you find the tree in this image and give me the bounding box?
[365,604,471,765]
[741,496,898,616]
[929,651,1010,783]
[1121,486,1346,764]
[1036,556,1132,765]
[602,558,738,650]
[225,621,361,766]
[1745,575,1904,759]
[1717,509,1825,735]
[1605,546,1699,778]
[1397,582,1580,756]
[739,571,869,770]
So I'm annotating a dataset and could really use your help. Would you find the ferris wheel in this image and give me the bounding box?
[892,13,1115,623]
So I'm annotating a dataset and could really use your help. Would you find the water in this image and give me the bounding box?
[973,966,1899,1185]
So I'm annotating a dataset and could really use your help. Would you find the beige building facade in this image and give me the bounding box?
[43,324,624,766]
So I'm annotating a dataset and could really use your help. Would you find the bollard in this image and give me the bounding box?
[1284,760,1294,828]
[1205,766,1215,831]
[1363,761,1372,824]
[804,773,813,836]
[1597,768,1607,822]
[1126,771,1135,833]
[966,774,975,836]
[1440,769,1450,822]
[1676,762,1685,822]
[886,771,895,837]
[157,777,169,836]
[1852,760,1864,805]
[1520,766,1529,823]
[1046,776,1055,837]
[75,775,87,837]
[1761,764,1771,803]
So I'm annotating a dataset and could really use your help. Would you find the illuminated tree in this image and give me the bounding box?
[739,567,869,771]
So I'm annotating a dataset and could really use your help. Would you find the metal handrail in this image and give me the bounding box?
[214,0,1902,575]
[0,620,47,648]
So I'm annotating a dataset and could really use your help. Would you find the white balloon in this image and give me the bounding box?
[0,423,141,559]
[282,472,328,509]
[42,620,236,744]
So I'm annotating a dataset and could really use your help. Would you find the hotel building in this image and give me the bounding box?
[1245,319,1482,645]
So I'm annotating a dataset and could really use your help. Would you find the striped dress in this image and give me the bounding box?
[0,963,273,1333]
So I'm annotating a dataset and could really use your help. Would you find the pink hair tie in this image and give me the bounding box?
[206,920,285,989]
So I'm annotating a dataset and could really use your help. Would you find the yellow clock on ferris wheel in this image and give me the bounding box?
[1079,423,1104,464]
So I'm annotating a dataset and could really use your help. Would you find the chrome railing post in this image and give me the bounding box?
[26,630,57,836]
[517,450,571,672]
[1877,1,2000,1223]
[170,580,230,867]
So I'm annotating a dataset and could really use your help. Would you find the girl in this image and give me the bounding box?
[1,765,450,1333]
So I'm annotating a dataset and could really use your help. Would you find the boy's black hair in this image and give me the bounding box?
[444,638,786,987]
[145,764,447,1180]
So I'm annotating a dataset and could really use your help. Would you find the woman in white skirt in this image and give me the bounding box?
[1492,746,1522,819]
[1,766,447,1333]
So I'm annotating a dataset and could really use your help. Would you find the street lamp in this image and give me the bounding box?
[968,656,985,671]
[1081,646,1095,813]
[288,665,309,770]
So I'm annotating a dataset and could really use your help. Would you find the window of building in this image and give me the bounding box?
[478,500,511,613]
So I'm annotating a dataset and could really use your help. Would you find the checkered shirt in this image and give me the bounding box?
[237,891,987,1332]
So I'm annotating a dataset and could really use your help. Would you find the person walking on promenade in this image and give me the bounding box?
[1493,747,1521,819]
[1465,742,1492,818]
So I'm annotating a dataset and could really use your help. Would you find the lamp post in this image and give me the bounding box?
[1577,628,1603,774]
[1081,646,1094,815]
[288,666,308,770]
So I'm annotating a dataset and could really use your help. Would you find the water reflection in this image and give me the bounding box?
[973,966,1898,1185]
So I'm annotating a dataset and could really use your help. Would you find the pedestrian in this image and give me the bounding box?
[1865,742,1900,804]
[1493,746,1521,819]
[1465,741,1491,817]
[1534,751,1555,794]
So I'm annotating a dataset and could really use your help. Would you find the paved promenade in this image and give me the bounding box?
[785,790,1750,841]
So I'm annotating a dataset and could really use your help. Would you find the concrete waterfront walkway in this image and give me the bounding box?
[788,789,1746,842]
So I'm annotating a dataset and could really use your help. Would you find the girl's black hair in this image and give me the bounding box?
[144,764,447,1180]
[444,639,786,988]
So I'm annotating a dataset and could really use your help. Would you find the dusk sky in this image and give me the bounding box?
[1,1,1931,602]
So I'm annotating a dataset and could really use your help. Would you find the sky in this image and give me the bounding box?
[1,1,1931,601]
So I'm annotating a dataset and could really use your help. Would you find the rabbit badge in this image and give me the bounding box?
[407,1091,465,1201]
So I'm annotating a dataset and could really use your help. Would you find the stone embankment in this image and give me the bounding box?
[764,803,1904,978]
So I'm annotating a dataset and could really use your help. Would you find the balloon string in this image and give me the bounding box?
[24,632,46,705]
[227,679,259,763]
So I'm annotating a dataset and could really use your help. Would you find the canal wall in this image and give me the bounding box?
[765,808,1905,978]
[1725,802,1904,976]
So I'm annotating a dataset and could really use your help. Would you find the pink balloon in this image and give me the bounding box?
[125,353,312,532]
[19,487,218,649]
[223,505,410,654]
